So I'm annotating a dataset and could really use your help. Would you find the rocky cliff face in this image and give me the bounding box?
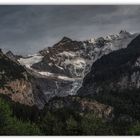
[47,96,114,120]
[5,51,20,62]
[0,50,45,107]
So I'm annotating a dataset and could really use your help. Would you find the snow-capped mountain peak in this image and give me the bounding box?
[59,36,72,43]
[17,31,139,106]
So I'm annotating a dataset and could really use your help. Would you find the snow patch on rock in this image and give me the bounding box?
[58,51,76,58]
[38,71,54,77]
[57,75,75,81]
[18,54,43,69]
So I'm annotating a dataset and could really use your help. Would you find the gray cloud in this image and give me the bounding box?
[0,5,140,55]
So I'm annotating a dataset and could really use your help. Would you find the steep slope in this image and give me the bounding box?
[18,31,138,103]
[78,34,140,120]
[0,49,45,107]
[5,50,21,62]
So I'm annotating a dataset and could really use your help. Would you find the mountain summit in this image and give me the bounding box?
[59,36,72,43]
[15,31,138,107]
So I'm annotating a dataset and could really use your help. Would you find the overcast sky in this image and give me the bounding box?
[0,5,140,55]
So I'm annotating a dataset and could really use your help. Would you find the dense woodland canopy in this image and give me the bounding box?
[0,94,140,135]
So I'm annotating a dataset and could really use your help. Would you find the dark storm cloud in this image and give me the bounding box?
[0,5,140,55]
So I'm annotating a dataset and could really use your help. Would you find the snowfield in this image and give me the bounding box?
[18,54,43,69]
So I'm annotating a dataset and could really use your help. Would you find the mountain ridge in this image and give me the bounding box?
[0,30,139,109]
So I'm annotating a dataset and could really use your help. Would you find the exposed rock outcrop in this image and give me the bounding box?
[48,96,114,120]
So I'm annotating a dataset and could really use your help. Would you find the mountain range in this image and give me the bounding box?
[1,30,140,135]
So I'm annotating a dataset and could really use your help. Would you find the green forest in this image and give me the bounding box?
[0,94,140,135]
